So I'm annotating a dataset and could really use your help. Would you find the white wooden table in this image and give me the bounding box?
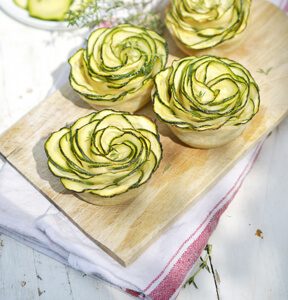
[0,3,287,299]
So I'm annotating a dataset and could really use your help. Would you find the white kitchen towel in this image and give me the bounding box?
[0,0,287,299]
[0,139,265,299]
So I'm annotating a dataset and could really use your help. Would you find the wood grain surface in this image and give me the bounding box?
[0,0,287,267]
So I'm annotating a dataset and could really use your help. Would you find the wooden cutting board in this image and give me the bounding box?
[0,0,287,267]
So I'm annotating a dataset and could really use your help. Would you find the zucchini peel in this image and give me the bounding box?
[152,55,260,148]
[45,109,162,205]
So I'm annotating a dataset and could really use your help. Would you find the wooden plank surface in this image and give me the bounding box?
[0,232,218,299]
[0,0,287,267]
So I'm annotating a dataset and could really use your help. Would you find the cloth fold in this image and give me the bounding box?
[0,138,265,299]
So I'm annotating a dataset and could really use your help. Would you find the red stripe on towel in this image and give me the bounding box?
[146,139,265,299]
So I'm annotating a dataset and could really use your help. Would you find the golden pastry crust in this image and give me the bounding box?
[77,184,147,206]
[168,123,247,148]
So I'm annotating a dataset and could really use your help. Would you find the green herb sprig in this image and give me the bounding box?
[65,0,165,35]
[184,244,212,289]
[197,90,206,99]
[257,67,273,75]
[85,130,94,142]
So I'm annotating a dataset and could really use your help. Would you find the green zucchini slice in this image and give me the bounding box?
[14,0,28,9]
[165,0,251,54]
[27,0,73,21]
[152,55,260,148]
[14,0,85,22]
[68,24,168,113]
[45,109,162,205]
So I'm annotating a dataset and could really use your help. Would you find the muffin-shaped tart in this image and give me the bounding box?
[69,24,168,113]
[165,0,251,55]
[152,55,260,148]
[45,109,162,205]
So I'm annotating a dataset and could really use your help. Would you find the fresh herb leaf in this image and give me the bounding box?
[163,163,171,172]
[85,130,93,141]
[197,90,206,99]
[192,279,198,289]
[257,67,273,75]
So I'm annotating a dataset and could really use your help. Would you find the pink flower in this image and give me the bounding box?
[99,21,115,28]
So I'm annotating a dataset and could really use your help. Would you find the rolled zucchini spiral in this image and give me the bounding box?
[45,109,162,205]
[69,24,168,112]
[152,55,260,148]
[166,0,251,54]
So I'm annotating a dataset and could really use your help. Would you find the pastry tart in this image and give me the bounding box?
[68,24,168,113]
[152,55,260,148]
[165,0,251,55]
[45,109,162,205]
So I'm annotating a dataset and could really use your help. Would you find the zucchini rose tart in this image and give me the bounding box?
[45,109,162,205]
[165,0,251,55]
[152,55,260,148]
[69,24,168,113]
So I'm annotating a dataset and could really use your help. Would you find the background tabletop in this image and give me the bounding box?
[0,0,288,299]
